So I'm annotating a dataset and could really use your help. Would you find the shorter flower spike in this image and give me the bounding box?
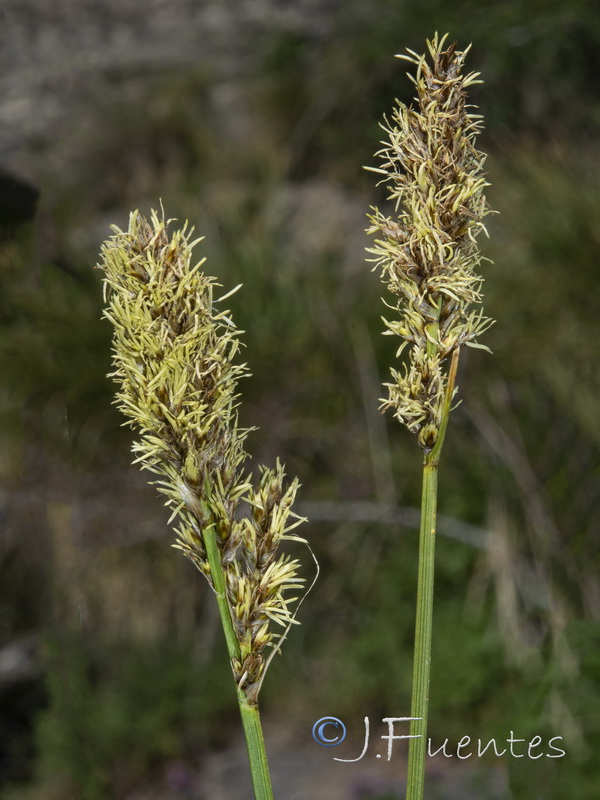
[366,33,494,450]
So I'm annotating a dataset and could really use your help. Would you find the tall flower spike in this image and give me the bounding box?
[366,33,494,451]
[98,210,306,704]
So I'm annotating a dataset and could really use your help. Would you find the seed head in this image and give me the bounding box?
[98,210,306,701]
[366,33,494,449]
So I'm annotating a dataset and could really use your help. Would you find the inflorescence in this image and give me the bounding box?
[99,210,305,703]
[366,33,494,450]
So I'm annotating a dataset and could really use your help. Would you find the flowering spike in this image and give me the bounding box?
[97,210,306,701]
[366,33,494,450]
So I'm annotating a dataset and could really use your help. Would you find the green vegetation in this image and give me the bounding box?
[1,5,599,798]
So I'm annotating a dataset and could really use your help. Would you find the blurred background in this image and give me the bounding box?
[1,1,599,798]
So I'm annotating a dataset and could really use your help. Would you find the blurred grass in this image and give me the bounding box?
[1,5,600,798]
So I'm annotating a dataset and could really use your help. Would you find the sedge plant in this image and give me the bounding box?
[97,210,310,800]
[366,34,493,800]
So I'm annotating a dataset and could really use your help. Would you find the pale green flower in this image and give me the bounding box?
[99,210,305,702]
[366,33,494,450]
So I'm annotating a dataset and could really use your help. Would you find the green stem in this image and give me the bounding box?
[202,525,275,800]
[428,348,459,467]
[203,524,242,663]
[405,462,437,800]
[405,348,460,800]
[239,696,275,800]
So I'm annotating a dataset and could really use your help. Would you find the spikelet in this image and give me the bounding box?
[98,210,305,702]
[366,33,494,450]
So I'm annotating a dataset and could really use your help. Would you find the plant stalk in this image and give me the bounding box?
[203,524,275,800]
[239,697,275,800]
[202,524,243,662]
[405,461,437,800]
[405,349,459,800]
